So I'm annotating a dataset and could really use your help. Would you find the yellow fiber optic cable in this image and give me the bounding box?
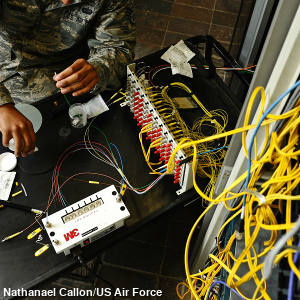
[179,89,300,299]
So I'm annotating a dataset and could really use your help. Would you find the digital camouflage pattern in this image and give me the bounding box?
[0,0,135,104]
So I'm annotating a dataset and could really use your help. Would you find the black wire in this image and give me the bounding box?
[77,255,116,300]
[228,0,244,54]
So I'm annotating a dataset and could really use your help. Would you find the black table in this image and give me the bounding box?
[0,37,243,299]
[0,93,200,300]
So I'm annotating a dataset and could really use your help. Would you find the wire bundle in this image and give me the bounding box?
[135,80,228,197]
[2,107,169,242]
[48,120,168,209]
[165,82,228,197]
[50,140,123,207]
[172,81,300,299]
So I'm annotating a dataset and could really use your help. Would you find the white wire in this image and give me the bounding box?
[21,183,27,197]
[80,108,168,195]
[83,118,117,167]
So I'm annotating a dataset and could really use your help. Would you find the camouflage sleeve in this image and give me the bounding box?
[0,84,13,106]
[87,0,135,93]
[0,0,13,106]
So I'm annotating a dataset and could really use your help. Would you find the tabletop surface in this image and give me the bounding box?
[0,42,242,299]
[0,94,199,300]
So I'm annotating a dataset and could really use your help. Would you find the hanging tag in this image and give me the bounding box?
[34,244,49,257]
[27,228,42,240]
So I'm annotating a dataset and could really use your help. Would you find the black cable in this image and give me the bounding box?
[71,247,116,300]
[77,255,116,300]
[228,0,244,54]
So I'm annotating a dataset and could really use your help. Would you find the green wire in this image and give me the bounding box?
[63,94,71,106]
[90,125,117,163]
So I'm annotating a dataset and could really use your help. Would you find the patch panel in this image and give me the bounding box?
[124,63,194,195]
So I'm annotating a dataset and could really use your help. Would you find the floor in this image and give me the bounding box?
[28,198,204,300]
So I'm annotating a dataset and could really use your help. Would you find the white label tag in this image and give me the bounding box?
[171,62,193,78]
[161,40,195,78]
[83,94,109,119]
[0,171,16,200]
[176,40,195,61]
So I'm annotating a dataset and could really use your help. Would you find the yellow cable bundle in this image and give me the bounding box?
[161,82,229,196]
[175,89,300,299]
[138,123,165,175]
[140,83,229,184]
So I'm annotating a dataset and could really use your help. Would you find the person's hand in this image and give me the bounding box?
[0,104,36,157]
[53,59,99,97]
[61,0,72,4]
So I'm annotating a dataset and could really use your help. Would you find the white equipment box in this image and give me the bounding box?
[42,185,130,255]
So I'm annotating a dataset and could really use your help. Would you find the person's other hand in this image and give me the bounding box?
[0,104,36,157]
[53,59,99,97]
[61,0,72,4]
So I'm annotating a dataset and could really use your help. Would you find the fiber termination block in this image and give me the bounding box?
[124,63,194,195]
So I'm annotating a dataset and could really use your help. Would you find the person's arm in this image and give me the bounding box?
[54,0,135,96]
[87,0,136,92]
[0,84,36,157]
[0,84,13,107]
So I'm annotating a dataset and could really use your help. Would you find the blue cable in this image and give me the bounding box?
[242,79,300,214]
[109,142,126,190]
[288,239,300,300]
[197,146,228,157]
[110,143,124,172]
[206,280,245,300]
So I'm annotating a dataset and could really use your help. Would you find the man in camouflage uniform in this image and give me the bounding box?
[0,0,135,157]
